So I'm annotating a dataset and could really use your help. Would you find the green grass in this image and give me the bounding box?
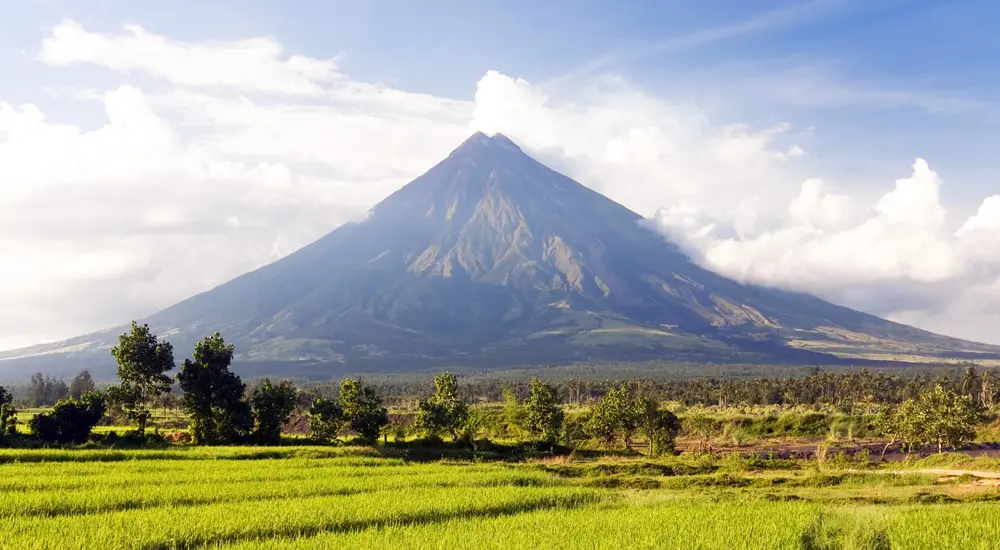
[896,452,1000,472]
[1,446,999,549]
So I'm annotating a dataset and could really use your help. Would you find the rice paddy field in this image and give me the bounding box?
[1,447,1000,549]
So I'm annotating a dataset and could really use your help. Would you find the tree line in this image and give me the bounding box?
[0,321,992,456]
[0,321,687,453]
[358,365,998,410]
[6,371,98,407]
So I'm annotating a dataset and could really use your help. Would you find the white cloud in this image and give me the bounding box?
[471,70,805,218]
[652,160,1000,337]
[38,21,341,95]
[2,20,1000,350]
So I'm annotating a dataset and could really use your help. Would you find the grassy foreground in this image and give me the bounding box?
[1,447,1000,549]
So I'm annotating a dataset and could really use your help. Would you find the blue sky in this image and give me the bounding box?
[5,0,999,198]
[2,0,1000,347]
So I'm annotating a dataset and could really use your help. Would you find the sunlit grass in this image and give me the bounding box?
[2,446,999,549]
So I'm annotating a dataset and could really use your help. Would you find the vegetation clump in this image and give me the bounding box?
[29,392,105,444]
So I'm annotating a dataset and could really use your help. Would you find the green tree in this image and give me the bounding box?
[414,372,468,439]
[501,386,525,437]
[522,378,564,443]
[876,386,980,455]
[635,395,681,457]
[0,386,17,437]
[893,398,925,455]
[919,385,980,453]
[584,384,638,448]
[68,370,96,399]
[176,333,251,445]
[249,379,298,445]
[29,392,105,444]
[872,405,903,460]
[339,379,389,444]
[308,398,345,443]
[108,322,175,435]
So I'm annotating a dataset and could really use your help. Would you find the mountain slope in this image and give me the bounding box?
[4,132,998,376]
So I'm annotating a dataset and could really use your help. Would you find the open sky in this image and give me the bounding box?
[2,0,1000,348]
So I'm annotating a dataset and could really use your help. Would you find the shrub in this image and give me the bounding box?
[29,392,106,444]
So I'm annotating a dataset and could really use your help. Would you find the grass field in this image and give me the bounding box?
[2,447,1000,549]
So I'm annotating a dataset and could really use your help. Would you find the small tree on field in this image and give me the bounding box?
[69,370,96,399]
[635,395,681,457]
[501,386,526,437]
[874,385,980,456]
[522,378,564,444]
[108,322,175,435]
[0,386,17,437]
[872,406,902,460]
[177,333,251,445]
[308,398,345,443]
[339,379,388,444]
[920,385,979,453]
[29,392,105,444]
[250,379,298,445]
[584,384,639,448]
[414,372,468,440]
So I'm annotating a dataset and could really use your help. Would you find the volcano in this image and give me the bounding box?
[4,132,999,377]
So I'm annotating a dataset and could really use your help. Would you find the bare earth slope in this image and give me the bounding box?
[3,133,998,377]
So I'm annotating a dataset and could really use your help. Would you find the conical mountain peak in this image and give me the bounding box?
[5,132,997,376]
[449,130,525,159]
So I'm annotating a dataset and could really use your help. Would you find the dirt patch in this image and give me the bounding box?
[164,432,192,443]
[283,415,310,435]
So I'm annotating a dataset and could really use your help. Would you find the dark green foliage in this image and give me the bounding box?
[0,386,16,437]
[29,392,105,444]
[522,378,564,443]
[249,380,298,445]
[177,333,251,445]
[414,372,469,439]
[308,398,344,443]
[338,379,389,444]
[636,395,681,457]
[108,322,175,435]
[68,370,96,399]
[584,384,639,448]
[305,380,388,444]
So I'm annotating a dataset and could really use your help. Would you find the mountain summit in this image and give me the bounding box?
[4,132,998,376]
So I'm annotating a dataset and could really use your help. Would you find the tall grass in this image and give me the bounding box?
[1,446,997,549]
[216,499,820,550]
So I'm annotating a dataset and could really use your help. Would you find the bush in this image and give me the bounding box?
[29,392,106,444]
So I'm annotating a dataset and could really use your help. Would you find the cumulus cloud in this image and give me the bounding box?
[470,70,807,218]
[2,20,999,349]
[651,160,1000,332]
[38,21,341,95]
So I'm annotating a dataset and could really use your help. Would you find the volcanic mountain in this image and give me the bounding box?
[4,132,999,377]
